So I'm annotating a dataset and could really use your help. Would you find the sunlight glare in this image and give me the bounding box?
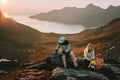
[3,12,8,17]
[1,0,7,4]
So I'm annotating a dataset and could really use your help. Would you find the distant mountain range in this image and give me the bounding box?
[30,4,120,27]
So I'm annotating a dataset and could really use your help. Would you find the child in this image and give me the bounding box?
[95,53,104,70]
[88,59,96,70]
[88,53,104,70]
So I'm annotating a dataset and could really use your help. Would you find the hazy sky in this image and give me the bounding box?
[0,0,120,14]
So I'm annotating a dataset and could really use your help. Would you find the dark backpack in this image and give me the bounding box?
[46,51,63,67]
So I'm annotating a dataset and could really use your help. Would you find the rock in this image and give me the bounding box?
[51,67,109,80]
[0,70,8,80]
[0,70,8,74]
[116,57,120,64]
[28,78,36,80]
[99,64,120,80]
[7,53,120,80]
[20,61,40,69]
[26,63,40,69]
[20,78,26,80]
[14,69,52,80]
[108,64,120,79]
[104,57,119,64]
[38,61,57,71]
[0,59,19,71]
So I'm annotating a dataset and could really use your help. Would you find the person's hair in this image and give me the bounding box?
[87,43,92,47]
[86,43,93,52]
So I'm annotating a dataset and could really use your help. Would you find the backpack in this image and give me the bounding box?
[46,51,63,67]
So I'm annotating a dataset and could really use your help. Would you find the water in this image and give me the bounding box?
[8,14,86,34]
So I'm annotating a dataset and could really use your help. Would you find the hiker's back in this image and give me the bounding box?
[96,59,104,70]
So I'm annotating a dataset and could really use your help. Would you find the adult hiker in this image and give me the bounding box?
[55,36,77,68]
[83,43,95,69]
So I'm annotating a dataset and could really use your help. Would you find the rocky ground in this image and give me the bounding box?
[0,56,120,80]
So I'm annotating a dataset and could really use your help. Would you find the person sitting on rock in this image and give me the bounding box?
[88,59,96,71]
[88,53,104,71]
[55,36,77,68]
[95,53,104,70]
[83,43,95,69]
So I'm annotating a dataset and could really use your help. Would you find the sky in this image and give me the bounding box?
[0,0,120,15]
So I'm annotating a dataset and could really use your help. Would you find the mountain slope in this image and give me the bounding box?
[30,4,120,27]
[76,18,120,56]
[0,11,41,63]
[0,10,120,63]
[30,18,120,61]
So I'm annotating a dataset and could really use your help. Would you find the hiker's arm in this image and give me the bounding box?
[92,49,95,59]
[56,43,60,52]
[84,50,88,60]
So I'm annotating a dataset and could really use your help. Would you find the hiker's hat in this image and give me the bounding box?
[96,53,102,58]
[59,36,65,44]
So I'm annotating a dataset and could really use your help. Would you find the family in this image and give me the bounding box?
[54,36,104,70]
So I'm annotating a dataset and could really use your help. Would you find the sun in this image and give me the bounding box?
[3,12,8,17]
[1,0,7,4]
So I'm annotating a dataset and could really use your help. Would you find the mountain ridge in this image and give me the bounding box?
[0,10,41,63]
[30,4,120,27]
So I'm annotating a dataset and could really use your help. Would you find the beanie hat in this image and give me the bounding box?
[96,53,102,58]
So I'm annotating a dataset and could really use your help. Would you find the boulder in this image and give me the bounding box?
[0,70,8,74]
[0,59,19,71]
[51,67,109,80]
